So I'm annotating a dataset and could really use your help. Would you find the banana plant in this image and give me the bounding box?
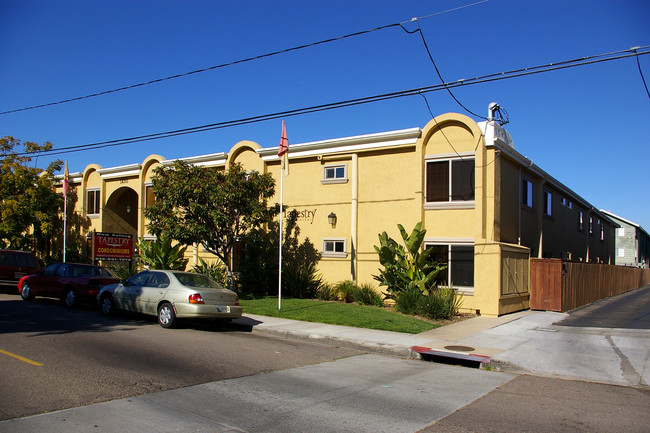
[137,236,189,271]
[373,222,446,298]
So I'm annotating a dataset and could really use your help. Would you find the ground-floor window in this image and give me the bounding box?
[322,238,347,258]
[425,242,474,294]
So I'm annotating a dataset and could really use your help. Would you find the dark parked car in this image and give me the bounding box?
[0,250,40,290]
[18,262,120,307]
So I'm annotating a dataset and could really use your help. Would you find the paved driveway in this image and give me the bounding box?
[488,285,650,387]
[556,284,650,329]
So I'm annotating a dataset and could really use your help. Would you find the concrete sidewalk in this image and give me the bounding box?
[235,309,650,388]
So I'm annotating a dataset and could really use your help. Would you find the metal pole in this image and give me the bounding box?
[63,195,67,262]
[278,168,284,313]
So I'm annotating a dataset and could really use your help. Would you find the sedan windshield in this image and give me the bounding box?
[173,272,219,288]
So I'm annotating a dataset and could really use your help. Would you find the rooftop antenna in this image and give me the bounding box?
[488,102,509,125]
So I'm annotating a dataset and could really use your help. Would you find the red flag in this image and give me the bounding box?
[279,120,289,175]
[62,161,69,197]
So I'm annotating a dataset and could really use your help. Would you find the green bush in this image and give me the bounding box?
[394,285,421,315]
[137,236,188,270]
[106,262,138,281]
[334,280,356,303]
[282,262,322,299]
[316,283,339,301]
[328,280,384,306]
[349,283,384,307]
[192,258,228,287]
[395,285,463,320]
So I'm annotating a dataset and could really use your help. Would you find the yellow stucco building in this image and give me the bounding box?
[60,111,617,316]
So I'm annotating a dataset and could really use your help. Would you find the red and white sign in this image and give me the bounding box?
[92,232,133,261]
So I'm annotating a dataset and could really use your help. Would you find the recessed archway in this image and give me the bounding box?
[103,187,138,235]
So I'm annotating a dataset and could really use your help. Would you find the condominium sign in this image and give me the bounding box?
[92,232,133,261]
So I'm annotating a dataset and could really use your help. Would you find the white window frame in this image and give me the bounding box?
[424,153,475,210]
[321,238,347,258]
[616,227,625,237]
[424,238,474,295]
[321,164,348,184]
[86,188,101,217]
[617,248,625,258]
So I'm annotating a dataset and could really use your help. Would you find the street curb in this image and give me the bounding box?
[249,326,422,360]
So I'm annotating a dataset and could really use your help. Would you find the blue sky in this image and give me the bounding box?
[1,0,649,229]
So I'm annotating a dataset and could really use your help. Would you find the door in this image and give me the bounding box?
[117,271,151,312]
[139,271,170,315]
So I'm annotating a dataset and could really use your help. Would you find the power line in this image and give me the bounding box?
[8,45,646,160]
[0,1,490,116]
[402,18,487,120]
[632,47,650,99]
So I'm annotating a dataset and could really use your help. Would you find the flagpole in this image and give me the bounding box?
[63,196,67,262]
[62,161,69,263]
[278,169,283,314]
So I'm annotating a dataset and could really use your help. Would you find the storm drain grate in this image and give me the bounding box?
[412,346,490,369]
[443,345,476,352]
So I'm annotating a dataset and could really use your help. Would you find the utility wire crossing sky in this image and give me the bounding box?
[1,0,648,229]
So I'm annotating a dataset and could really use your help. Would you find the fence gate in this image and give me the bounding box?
[529,258,562,311]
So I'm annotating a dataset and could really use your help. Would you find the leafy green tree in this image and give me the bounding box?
[144,161,279,286]
[0,137,62,252]
[373,222,446,299]
[136,236,188,270]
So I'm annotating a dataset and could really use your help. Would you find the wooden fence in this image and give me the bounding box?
[530,258,650,312]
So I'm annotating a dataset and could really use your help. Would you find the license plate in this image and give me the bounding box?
[216,305,231,313]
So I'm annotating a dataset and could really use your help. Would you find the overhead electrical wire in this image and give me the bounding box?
[8,45,648,159]
[0,1,490,116]
[401,19,487,120]
[632,47,650,99]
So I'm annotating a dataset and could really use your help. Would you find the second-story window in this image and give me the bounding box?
[425,158,475,204]
[543,190,553,216]
[145,184,155,208]
[86,189,100,216]
[522,178,534,208]
[322,164,348,184]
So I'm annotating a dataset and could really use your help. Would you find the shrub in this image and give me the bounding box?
[282,262,322,299]
[106,263,138,281]
[316,283,338,301]
[192,258,228,287]
[349,283,384,307]
[137,236,188,270]
[395,285,464,319]
[394,285,421,315]
[334,280,356,303]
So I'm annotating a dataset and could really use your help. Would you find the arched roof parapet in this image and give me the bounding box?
[227,140,264,171]
[140,154,165,181]
[82,164,102,185]
[418,112,484,155]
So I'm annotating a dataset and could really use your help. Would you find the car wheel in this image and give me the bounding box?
[100,294,115,316]
[64,289,76,307]
[157,302,177,328]
[20,283,34,301]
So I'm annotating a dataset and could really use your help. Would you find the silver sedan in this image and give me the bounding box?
[98,270,242,328]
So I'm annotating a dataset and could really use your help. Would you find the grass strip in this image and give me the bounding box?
[240,296,439,334]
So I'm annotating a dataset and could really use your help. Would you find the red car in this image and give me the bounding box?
[18,262,120,307]
[0,250,40,290]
